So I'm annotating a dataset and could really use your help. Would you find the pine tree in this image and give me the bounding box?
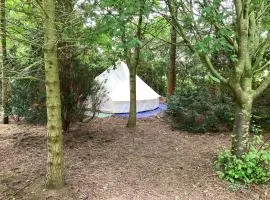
[43,0,64,188]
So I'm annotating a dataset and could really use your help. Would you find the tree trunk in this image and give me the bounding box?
[57,1,74,132]
[59,42,73,132]
[127,1,144,128]
[167,3,177,97]
[231,98,252,157]
[0,0,8,124]
[43,0,64,189]
[127,62,137,128]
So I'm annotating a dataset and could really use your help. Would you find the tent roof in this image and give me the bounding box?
[95,61,160,101]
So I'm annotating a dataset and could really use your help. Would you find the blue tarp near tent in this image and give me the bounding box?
[114,103,167,118]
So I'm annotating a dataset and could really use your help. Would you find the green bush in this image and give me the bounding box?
[215,136,270,184]
[252,88,270,132]
[60,59,102,131]
[137,61,167,96]
[167,87,234,133]
[8,79,47,124]
[8,59,101,127]
[250,115,263,135]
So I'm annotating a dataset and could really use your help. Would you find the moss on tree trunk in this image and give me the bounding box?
[43,0,64,189]
[231,99,252,157]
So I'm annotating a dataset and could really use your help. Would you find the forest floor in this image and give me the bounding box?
[0,116,269,200]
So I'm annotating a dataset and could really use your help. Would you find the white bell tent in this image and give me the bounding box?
[95,61,160,113]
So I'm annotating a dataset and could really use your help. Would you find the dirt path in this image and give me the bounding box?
[0,117,269,200]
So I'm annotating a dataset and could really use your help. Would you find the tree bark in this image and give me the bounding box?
[43,0,64,189]
[231,98,252,157]
[127,1,144,128]
[127,61,137,128]
[0,0,8,124]
[167,2,177,97]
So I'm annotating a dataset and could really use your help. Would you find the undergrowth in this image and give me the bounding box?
[215,135,270,184]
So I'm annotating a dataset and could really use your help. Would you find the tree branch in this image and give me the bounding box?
[165,0,228,85]
[255,1,270,22]
[253,60,270,75]
[35,0,49,18]
[201,0,239,52]
[200,55,228,84]
[253,75,270,99]
[234,0,242,19]
[212,22,238,52]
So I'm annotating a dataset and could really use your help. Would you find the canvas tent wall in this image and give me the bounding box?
[93,61,160,113]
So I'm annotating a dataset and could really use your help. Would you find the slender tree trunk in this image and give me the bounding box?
[59,42,73,132]
[231,98,252,157]
[127,61,137,128]
[0,0,8,124]
[167,3,177,97]
[57,1,74,132]
[127,1,144,128]
[43,0,64,189]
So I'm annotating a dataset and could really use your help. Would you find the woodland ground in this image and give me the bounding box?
[0,116,269,200]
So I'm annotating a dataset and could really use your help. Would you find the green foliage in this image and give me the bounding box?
[60,59,102,131]
[8,79,47,124]
[250,115,263,135]
[8,58,102,127]
[195,36,233,54]
[215,136,270,184]
[7,23,46,124]
[167,87,234,133]
[137,60,167,96]
[252,88,270,132]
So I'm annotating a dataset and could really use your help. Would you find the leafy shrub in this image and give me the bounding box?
[167,87,234,133]
[8,59,102,127]
[215,136,270,184]
[60,58,102,131]
[137,61,167,96]
[252,88,270,133]
[8,79,47,124]
[250,115,263,135]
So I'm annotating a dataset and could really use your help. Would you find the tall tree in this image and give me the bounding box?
[127,0,145,128]
[165,0,270,157]
[93,0,152,128]
[0,0,8,124]
[43,0,64,188]
[167,1,177,97]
